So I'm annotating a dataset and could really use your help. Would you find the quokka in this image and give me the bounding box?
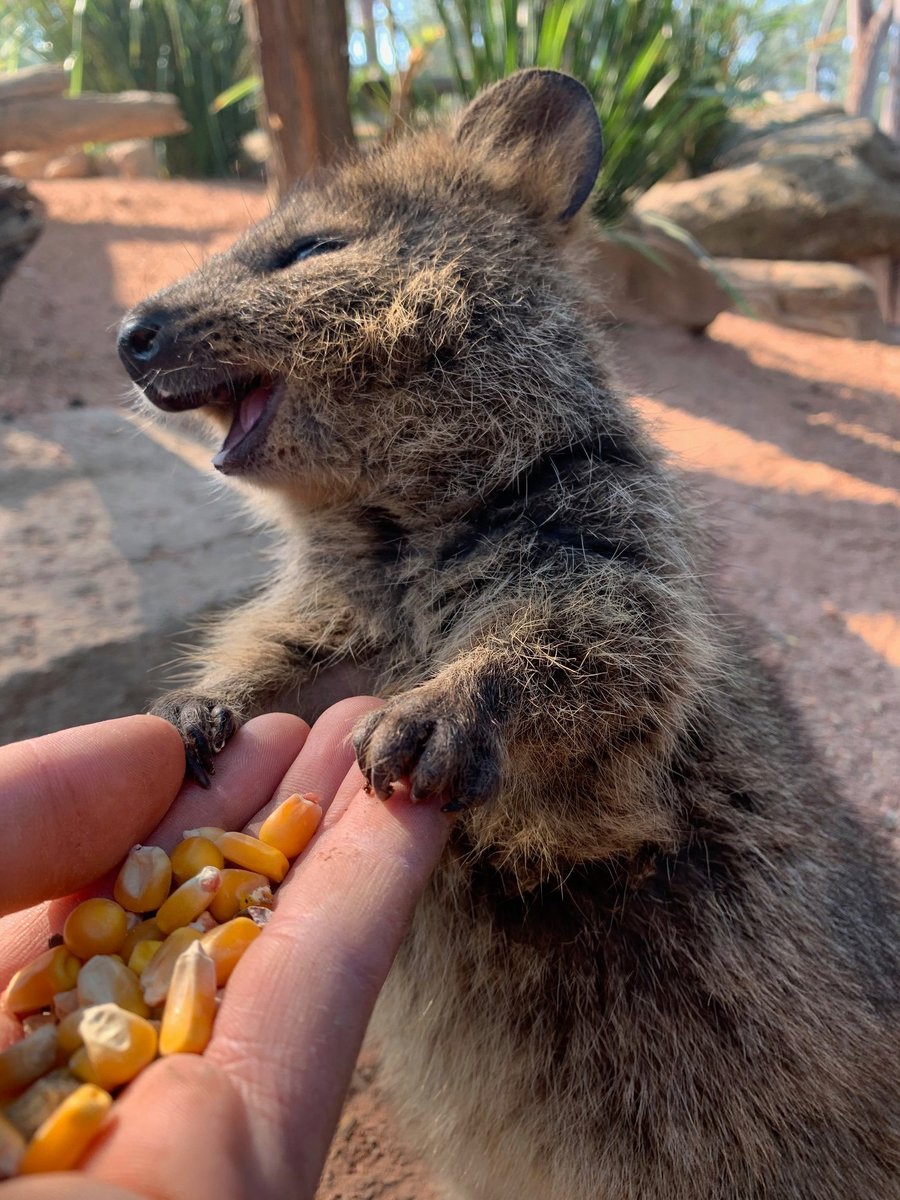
[118,69,899,1200]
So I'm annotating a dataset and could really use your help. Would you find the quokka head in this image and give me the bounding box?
[119,69,606,510]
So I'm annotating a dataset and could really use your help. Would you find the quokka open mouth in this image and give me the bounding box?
[142,375,283,472]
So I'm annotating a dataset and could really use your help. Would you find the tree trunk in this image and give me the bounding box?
[879,0,900,137]
[846,0,893,117]
[244,0,355,198]
[806,0,845,94]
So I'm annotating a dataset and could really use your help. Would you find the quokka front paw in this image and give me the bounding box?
[352,687,504,811]
[150,690,241,788]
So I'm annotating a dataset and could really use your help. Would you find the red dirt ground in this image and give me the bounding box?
[1,179,897,1199]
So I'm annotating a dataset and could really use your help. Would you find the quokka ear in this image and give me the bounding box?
[456,68,603,222]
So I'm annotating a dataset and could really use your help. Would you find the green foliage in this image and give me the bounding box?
[1,0,255,178]
[429,0,767,221]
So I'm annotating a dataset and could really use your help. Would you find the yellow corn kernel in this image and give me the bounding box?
[0,1112,25,1180]
[67,1047,101,1086]
[159,943,217,1056]
[183,826,225,842]
[208,869,269,923]
[0,1025,58,1099]
[3,947,81,1016]
[215,831,289,883]
[63,898,129,960]
[140,927,203,1008]
[127,939,164,978]
[74,1003,158,1091]
[57,1008,88,1058]
[188,911,218,933]
[17,1082,112,1174]
[113,845,172,914]
[200,917,262,986]
[170,836,225,887]
[120,917,164,963]
[3,1070,81,1140]
[156,866,222,934]
[259,792,323,860]
[77,956,148,1018]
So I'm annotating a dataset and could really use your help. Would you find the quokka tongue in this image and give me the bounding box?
[214,383,274,464]
[240,385,271,433]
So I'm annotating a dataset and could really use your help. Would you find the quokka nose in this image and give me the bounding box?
[117,311,170,379]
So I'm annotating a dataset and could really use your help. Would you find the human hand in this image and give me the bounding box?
[0,699,450,1199]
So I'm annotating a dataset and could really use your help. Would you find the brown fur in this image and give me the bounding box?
[119,70,899,1199]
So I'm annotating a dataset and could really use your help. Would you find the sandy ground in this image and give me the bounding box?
[1,179,898,1199]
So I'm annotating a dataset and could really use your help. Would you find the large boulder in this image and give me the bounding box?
[586,216,730,333]
[715,259,887,340]
[714,101,900,181]
[635,96,900,265]
[635,155,900,262]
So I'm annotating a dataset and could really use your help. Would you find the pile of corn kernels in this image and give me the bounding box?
[0,792,322,1178]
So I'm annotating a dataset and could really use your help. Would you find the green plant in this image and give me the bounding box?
[429,0,764,221]
[1,0,255,178]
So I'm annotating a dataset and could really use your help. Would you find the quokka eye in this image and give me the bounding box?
[269,237,346,271]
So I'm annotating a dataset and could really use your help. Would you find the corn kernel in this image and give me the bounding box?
[171,836,225,886]
[0,1025,58,1099]
[183,826,225,842]
[156,866,221,934]
[159,943,217,1056]
[188,911,218,933]
[18,1082,112,1174]
[77,956,148,1018]
[113,845,172,913]
[215,832,289,883]
[51,989,80,1020]
[21,1013,55,1035]
[259,793,322,859]
[140,927,203,1007]
[200,917,262,986]
[245,905,272,927]
[63,898,129,960]
[75,1003,158,1091]
[3,1070,81,1140]
[3,947,81,1016]
[209,869,269,923]
[67,1047,101,1086]
[57,1008,88,1058]
[120,917,164,962]
[127,939,164,978]
[0,1113,25,1180]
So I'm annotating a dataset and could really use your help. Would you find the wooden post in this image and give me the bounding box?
[244,0,356,198]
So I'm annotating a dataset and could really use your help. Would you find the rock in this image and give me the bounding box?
[0,65,68,102]
[587,216,730,333]
[1,151,54,180]
[0,176,44,297]
[635,156,900,263]
[714,105,900,182]
[716,259,888,340]
[44,150,95,179]
[102,139,159,179]
[0,409,270,742]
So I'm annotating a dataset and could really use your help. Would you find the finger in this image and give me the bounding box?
[0,715,309,991]
[0,1177,141,1200]
[0,717,184,918]
[243,696,380,837]
[208,782,452,1196]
